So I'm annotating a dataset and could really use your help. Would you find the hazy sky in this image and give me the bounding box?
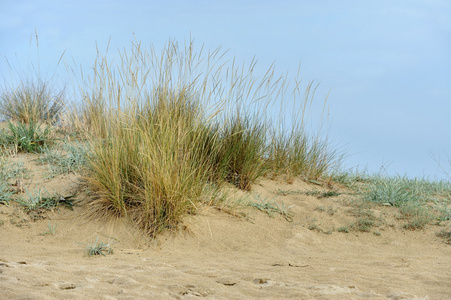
[1,0,450,179]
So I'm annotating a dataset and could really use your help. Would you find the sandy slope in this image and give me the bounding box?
[0,154,450,299]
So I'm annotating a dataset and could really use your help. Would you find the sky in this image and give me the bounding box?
[1,0,450,180]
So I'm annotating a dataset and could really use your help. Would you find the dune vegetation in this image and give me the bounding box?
[0,38,450,241]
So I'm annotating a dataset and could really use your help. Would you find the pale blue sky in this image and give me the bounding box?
[1,0,450,179]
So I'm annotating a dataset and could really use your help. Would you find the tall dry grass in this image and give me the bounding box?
[73,38,339,235]
[0,32,66,125]
[0,79,64,124]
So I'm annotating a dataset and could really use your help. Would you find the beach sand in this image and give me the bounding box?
[1,153,450,299]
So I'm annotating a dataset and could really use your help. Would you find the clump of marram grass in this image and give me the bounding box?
[215,113,268,190]
[1,31,66,125]
[266,85,337,182]
[0,79,65,125]
[84,87,215,235]
[74,38,338,236]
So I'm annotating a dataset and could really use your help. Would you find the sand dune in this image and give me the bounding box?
[0,159,450,299]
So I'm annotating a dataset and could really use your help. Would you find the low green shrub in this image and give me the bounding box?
[1,121,53,153]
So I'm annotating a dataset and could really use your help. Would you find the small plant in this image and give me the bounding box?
[39,142,88,177]
[306,218,331,233]
[436,229,451,244]
[337,226,349,233]
[2,122,53,153]
[352,218,375,232]
[398,203,434,230]
[15,188,75,212]
[314,206,325,212]
[363,177,422,207]
[0,178,14,204]
[40,222,57,235]
[319,191,341,198]
[305,189,321,197]
[83,236,116,256]
[280,188,342,199]
[0,157,28,197]
[249,194,294,222]
[308,220,318,231]
[330,169,373,190]
[0,159,29,181]
[315,205,336,216]
[348,202,380,232]
[276,189,305,196]
[436,203,451,222]
[326,206,336,215]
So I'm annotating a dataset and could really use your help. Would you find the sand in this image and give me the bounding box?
[1,153,450,299]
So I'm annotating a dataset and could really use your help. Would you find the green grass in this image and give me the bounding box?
[39,222,57,236]
[346,200,383,232]
[82,236,116,256]
[0,181,14,204]
[334,170,451,230]
[248,194,294,222]
[337,226,350,233]
[436,203,451,222]
[0,121,54,153]
[39,141,88,178]
[15,188,75,212]
[0,158,28,181]
[276,188,342,198]
[398,203,435,230]
[0,156,29,204]
[315,205,336,215]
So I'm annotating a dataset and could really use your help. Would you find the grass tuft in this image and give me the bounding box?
[248,194,294,222]
[39,222,57,236]
[1,121,54,153]
[436,229,451,244]
[216,114,268,190]
[39,141,88,177]
[72,39,337,236]
[0,157,29,204]
[83,236,116,256]
[334,170,451,230]
[15,189,75,212]
[0,79,64,125]
[0,181,14,204]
